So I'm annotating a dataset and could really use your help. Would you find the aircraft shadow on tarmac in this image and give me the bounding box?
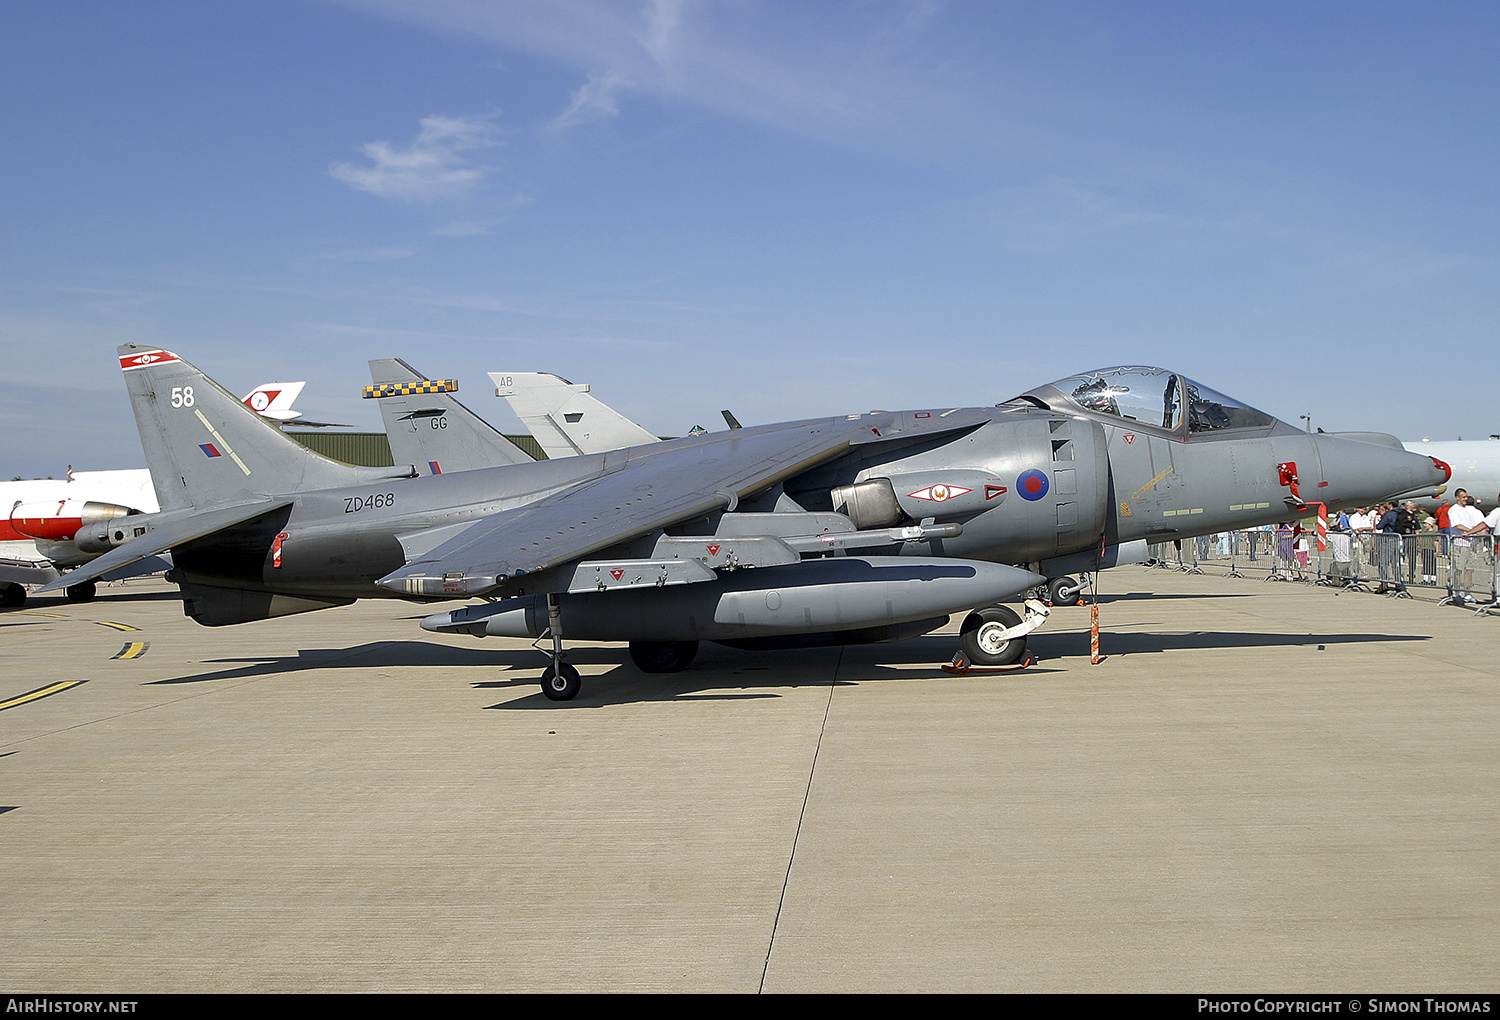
[1092,591,1261,603]
[1,587,184,610]
[139,625,1427,708]
[1056,629,1430,656]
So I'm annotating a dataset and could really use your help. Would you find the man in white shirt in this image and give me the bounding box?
[1346,508,1374,581]
[1483,493,1500,535]
[1448,489,1487,601]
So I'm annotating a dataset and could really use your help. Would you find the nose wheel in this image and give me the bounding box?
[955,599,1052,668]
[959,605,1029,666]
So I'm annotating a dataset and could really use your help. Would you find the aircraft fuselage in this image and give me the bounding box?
[168,399,1443,610]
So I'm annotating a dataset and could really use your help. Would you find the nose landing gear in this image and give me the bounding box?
[955,598,1052,668]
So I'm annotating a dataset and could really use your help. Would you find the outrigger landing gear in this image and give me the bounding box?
[537,593,582,701]
[541,661,581,700]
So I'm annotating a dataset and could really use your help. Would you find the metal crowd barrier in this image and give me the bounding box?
[1147,527,1499,614]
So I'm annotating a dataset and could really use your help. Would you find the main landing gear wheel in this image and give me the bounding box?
[65,581,97,603]
[628,640,699,674]
[1047,576,1082,607]
[1,582,24,608]
[959,605,1028,667]
[541,661,582,701]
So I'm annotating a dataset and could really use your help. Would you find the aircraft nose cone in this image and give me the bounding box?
[1315,434,1448,505]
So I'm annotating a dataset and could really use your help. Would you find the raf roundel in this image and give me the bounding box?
[1016,468,1050,501]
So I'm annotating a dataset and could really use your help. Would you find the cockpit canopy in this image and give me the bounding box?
[1007,366,1278,436]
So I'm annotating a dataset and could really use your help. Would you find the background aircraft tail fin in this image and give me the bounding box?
[490,371,660,458]
[118,346,410,510]
[368,359,535,473]
[239,381,307,421]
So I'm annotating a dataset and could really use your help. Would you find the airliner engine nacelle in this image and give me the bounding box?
[10,500,141,560]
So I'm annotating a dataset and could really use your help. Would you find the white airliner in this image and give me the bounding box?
[1,382,310,605]
[1403,438,1500,512]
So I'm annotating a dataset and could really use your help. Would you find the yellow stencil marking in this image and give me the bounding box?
[193,408,252,475]
[1131,468,1172,499]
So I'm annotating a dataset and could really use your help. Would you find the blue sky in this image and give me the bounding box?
[4,0,1497,478]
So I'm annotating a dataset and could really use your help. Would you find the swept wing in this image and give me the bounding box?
[380,421,856,596]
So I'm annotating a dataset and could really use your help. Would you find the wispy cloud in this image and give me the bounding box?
[334,1,952,150]
[330,113,501,201]
[550,71,630,132]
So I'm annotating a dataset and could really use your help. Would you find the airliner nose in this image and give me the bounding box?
[1315,433,1449,507]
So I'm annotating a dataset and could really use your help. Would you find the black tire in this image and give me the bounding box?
[959,605,1027,666]
[540,661,582,701]
[1,582,25,608]
[65,581,97,603]
[628,640,699,674]
[1047,576,1082,607]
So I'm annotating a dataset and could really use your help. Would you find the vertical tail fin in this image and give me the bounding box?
[118,346,410,510]
[367,359,535,474]
[490,371,660,458]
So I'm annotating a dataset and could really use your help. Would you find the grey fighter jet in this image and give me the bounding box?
[41,350,1448,701]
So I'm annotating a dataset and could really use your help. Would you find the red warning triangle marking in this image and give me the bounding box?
[707,544,721,556]
[610,569,624,581]
[985,485,1008,500]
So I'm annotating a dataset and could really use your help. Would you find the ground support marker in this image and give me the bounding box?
[941,654,1038,676]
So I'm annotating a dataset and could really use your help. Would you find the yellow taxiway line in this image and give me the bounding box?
[0,679,89,712]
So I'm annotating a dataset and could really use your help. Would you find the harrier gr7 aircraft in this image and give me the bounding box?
[42,351,1448,701]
